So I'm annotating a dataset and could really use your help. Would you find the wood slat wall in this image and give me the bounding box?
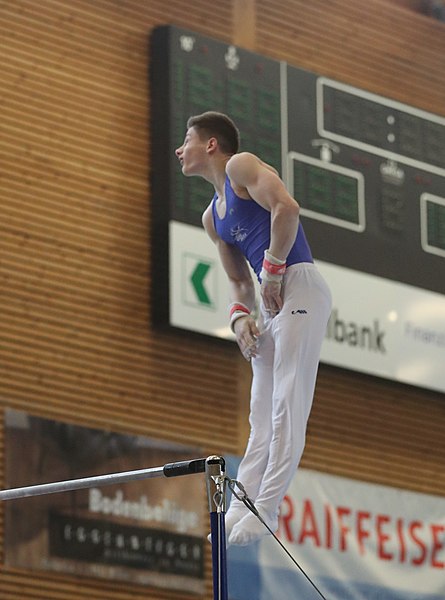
[0,0,444,598]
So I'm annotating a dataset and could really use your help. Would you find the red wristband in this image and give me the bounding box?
[262,258,286,276]
[229,303,250,318]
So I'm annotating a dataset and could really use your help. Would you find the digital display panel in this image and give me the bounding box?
[318,78,445,174]
[288,152,364,231]
[421,193,445,257]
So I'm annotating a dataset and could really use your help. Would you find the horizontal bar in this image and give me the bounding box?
[0,457,207,501]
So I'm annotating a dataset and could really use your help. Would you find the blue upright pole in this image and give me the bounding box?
[205,456,228,600]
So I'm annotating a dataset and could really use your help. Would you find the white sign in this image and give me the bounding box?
[170,221,236,339]
[169,220,445,393]
[227,463,445,600]
[319,261,445,393]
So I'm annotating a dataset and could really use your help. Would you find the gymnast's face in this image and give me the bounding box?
[175,127,211,176]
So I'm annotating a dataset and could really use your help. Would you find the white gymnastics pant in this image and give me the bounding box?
[231,262,332,521]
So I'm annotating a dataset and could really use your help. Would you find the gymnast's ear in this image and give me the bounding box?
[207,136,219,154]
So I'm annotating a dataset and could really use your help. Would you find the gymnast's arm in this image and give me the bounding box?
[226,152,300,264]
[202,204,255,310]
[226,152,300,313]
[202,204,260,356]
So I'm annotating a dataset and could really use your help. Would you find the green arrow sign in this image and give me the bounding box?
[190,262,212,305]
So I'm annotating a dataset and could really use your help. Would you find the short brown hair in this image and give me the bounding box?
[187,111,240,155]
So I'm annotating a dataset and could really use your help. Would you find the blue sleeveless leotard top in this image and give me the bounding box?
[212,176,313,281]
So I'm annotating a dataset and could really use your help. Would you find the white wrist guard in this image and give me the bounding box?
[260,249,286,283]
[229,301,251,333]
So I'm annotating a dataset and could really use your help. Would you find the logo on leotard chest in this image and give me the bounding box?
[230,225,248,242]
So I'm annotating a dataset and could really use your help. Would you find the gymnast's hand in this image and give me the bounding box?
[260,279,283,315]
[233,315,260,361]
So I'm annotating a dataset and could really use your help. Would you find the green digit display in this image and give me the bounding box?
[399,113,423,160]
[189,64,215,107]
[174,59,185,102]
[227,78,253,120]
[325,85,445,169]
[425,121,445,166]
[335,174,359,222]
[333,92,359,138]
[307,166,332,214]
[258,89,280,132]
[427,201,445,251]
[361,99,386,146]
[294,161,360,226]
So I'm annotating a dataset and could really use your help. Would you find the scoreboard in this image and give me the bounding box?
[150,25,445,393]
[286,72,445,286]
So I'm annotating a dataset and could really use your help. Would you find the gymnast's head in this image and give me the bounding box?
[187,111,240,155]
[175,111,240,175]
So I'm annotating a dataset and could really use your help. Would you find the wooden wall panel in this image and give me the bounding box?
[305,366,445,495]
[256,0,445,113]
[0,0,444,598]
[0,0,237,442]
